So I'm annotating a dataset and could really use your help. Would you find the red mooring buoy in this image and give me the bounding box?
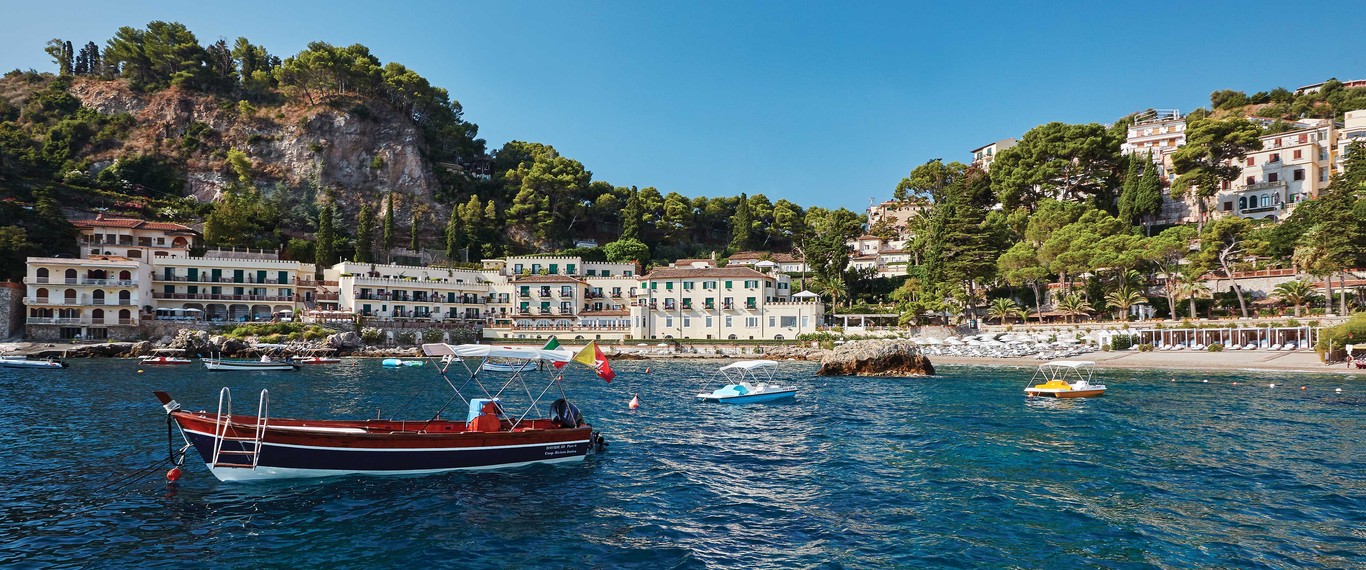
[166,467,182,482]
[628,394,640,409]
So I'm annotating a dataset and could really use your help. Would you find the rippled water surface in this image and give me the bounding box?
[0,359,1362,568]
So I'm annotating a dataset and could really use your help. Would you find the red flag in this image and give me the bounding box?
[572,341,615,383]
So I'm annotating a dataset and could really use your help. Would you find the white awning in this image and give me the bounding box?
[719,359,780,371]
[422,343,573,363]
[1043,360,1095,368]
[792,290,820,298]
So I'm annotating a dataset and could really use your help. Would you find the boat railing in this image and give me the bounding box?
[211,387,233,466]
[253,389,269,468]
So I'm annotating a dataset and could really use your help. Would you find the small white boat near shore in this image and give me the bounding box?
[0,355,69,369]
[140,348,193,365]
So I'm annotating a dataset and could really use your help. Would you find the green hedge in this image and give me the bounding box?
[1316,312,1366,362]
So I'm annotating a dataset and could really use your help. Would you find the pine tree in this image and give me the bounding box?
[315,204,336,275]
[354,204,374,262]
[730,193,753,250]
[620,187,642,241]
[382,193,395,261]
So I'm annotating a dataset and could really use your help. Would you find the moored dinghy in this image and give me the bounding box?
[139,348,193,365]
[1024,360,1106,398]
[696,360,797,404]
[156,343,601,482]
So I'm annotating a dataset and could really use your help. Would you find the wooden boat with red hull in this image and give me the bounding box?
[156,344,602,482]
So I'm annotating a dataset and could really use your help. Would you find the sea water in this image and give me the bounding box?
[0,359,1361,568]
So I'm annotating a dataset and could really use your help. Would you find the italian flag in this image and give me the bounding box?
[542,336,567,368]
[571,341,616,383]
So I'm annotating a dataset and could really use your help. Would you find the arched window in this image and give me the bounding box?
[1260,194,1270,208]
[92,308,104,323]
[1272,193,1280,205]
[65,268,77,282]
[92,290,105,304]
[64,289,77,302]
[36,268,49,280]
[118,309,131,323]
[36,288,48,300]
[118,290,131,304]
[1238,197,1247,210]
[119,270,131,280]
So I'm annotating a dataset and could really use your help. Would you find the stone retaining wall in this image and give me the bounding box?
[0,282,22,340]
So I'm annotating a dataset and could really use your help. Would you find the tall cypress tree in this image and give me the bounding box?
[410,211,420,253]
[354,204,374,262]
[1134,152,1163,235]
[315,204,335,276]
[730,193,753,250]
[382,193,395,261]
[1117,153,1141,225]
[620,187,642,241]
[445,205,460,261]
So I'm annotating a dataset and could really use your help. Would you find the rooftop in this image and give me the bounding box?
[72,216,198,234]
[643,267,774,280]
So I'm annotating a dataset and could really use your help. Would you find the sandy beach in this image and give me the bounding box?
[929,349,1366,375]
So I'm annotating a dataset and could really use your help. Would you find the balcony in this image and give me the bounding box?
[152,292,295,302]
[1239,180,1288,193]
[538,308,552,315]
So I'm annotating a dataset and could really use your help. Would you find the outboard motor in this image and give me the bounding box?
[549,398,583,428]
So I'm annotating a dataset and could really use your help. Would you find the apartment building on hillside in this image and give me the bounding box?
[969,138,1017,171]
[1216,120,1336,221]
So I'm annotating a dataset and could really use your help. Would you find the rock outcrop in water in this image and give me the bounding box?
[817,339,934,377]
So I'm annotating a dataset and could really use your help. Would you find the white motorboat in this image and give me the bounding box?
[295,348,341,365]
[696,360,797,404]
[140,348,193,365]
[204,344,298,371]
[1024,360,1106,398]
[0,355,68,369]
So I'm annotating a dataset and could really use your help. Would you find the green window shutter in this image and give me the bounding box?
[550,264,559,274]
[666,282,673,290]
[725,281,733,289]
[187,268,198,281]
[567,264,576,274]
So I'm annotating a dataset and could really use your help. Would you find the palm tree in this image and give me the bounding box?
[987,298,1021,324]
[1175,278,1211,319]
[1014,307,1032,324]
[812,274,844,322]
[1273,279,1317,317]
[1057,292,1090,323]
[1104,286,1147,321]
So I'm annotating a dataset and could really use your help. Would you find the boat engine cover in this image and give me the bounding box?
[550,399,583,428]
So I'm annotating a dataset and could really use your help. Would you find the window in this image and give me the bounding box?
[1268,173,1278,183]
[769,316,776,327]
[567,264,575,274]
[665,282,673,290]
[781,316,797,327]
[587,269,596,276]
[683,281,694,290]
[745,317,758,328]
[549,264,558,274]
[1236,198,1245,210]
[683,317,690,327]
[601,270,612,277]
[725,316,732,328]
[1268,153,1279,163]
[1246,157,1255,166]
[1293,169,1304,181]
[1246,176,1255,185]
[665,317,673,328]
[724,281,733,289]
[1298,133,1308,144]
[1293,149,1302,160]
[705,316,713,327]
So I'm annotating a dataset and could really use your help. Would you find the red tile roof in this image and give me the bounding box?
[72,217,198,234]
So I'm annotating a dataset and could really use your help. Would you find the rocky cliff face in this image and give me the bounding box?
[67,79,439,207]
[817,339,934,377]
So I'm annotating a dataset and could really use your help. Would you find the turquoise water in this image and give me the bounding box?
[0,359,1362,568]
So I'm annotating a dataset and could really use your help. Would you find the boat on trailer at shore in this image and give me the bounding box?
[1024,360,1106,398]
[156,343,603,482]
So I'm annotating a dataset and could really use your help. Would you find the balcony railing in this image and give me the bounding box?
[152,292,294,302]
[158,276,295,285]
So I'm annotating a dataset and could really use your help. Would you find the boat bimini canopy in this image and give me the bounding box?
[718,359,780,371]
[422,343,572,363]
[1040,360,1095,369]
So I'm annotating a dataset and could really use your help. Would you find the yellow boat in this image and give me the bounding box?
[1024,360,1106,398]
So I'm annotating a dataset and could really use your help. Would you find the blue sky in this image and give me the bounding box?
[2,1,1363,210]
